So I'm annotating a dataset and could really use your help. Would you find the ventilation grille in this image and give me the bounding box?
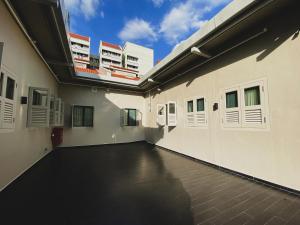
[225,111,239,123]
[31,107,48,125]
[245,109,262,123]
[3,102,14,123]
[195,113,206,126]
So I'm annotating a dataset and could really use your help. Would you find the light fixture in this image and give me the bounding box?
[157,88,162,92]
[148,78,160,84]
[191,47,211,58]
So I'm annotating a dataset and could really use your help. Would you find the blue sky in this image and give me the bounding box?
[64,0,232,63]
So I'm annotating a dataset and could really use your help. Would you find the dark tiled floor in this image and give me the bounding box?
[0,142,300,225]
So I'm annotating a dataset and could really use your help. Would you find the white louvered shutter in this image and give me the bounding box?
[120,109,128,126]
[60,101,64,126]
[194,98,207,127]
[1,70,17,130]
[27,87,50,127]
[156,104,166,126]
[223,88,241,128]
[0,96,3,128]
[241,81,266,128]
[167,101,177,127]
[185,99,194,127]
[54,98,61,126]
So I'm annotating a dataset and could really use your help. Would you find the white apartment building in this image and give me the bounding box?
[99,41,154,77]
[99,41,122,69]
[69,32,90,69]
[123,42,154,76]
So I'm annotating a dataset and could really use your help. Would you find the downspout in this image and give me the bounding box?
[3,0,60,83]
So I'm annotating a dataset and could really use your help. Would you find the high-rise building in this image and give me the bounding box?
[99,41,122,69]
[99,41,154,77]
[123,42,154,76]
[69,32,90,68]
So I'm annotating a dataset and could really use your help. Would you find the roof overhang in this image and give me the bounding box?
[4,0,75,82]
[4,0,298,94]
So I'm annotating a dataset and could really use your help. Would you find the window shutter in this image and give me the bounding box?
[1,69,17,130]
[241,81,266,128]
[27,87,50,127]
[54,98,61,126]
[194,98,207,127]
[223,88,241,128]
[60,101,64,126]
[120,109,128,127]
[167,101,177,127]
[185,99,194,127]
[156,104,166,126]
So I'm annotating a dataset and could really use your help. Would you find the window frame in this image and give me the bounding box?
[27,87,50,128]
[72,105,94,128]
[223,87,242,128]
[185,96,208,128]
[221,78,269,130]
[156,104,166,126]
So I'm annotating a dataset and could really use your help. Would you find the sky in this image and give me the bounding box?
[64,0,232,63]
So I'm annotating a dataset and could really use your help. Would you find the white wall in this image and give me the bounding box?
[59,85,146,147]
[0,1,58,190]
[145,11,300,191]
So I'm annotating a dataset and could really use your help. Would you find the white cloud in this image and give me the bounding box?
[118,18,157,42]
[152,0,165,7]
[159,0,231,44]
[64,0,101,20]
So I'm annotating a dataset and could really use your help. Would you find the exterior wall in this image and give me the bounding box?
[59,85,145,147]
[145,13,300,191]
[0,1,58,190]
[99,41,122,68]
[123,42,154,76]
[70,35,90,68]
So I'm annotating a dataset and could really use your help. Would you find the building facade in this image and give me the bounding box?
[69,32,90,69]
[99,41,122,69]
[1,0,300,196]
[123,42,154,76]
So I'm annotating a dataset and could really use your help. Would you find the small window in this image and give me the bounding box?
[32,89,48,106]
[244,86,260,106]
[121,109,137,126]
[187,100,193,113]
[0,72,3,96]
[5,76,15,100]
[169,103,176,114]
[226,91,238,108]
[197,98,205,112]
[73,106,94,127]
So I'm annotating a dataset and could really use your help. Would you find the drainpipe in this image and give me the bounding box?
[3,0,60,83]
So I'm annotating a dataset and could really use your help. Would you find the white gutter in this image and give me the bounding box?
[139,0,274,86]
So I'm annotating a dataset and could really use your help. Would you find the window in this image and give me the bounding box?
[0,69,17,130]
[222,79,268,129]
[72,106,94,127]
[121,109,137,126]
[187,100,193,113]
[32,89,48,106]
[27,87,50,128]
[226,91,238,108]
[185,97,207,128]
[197,98,205,112]
[244,86,260,106]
